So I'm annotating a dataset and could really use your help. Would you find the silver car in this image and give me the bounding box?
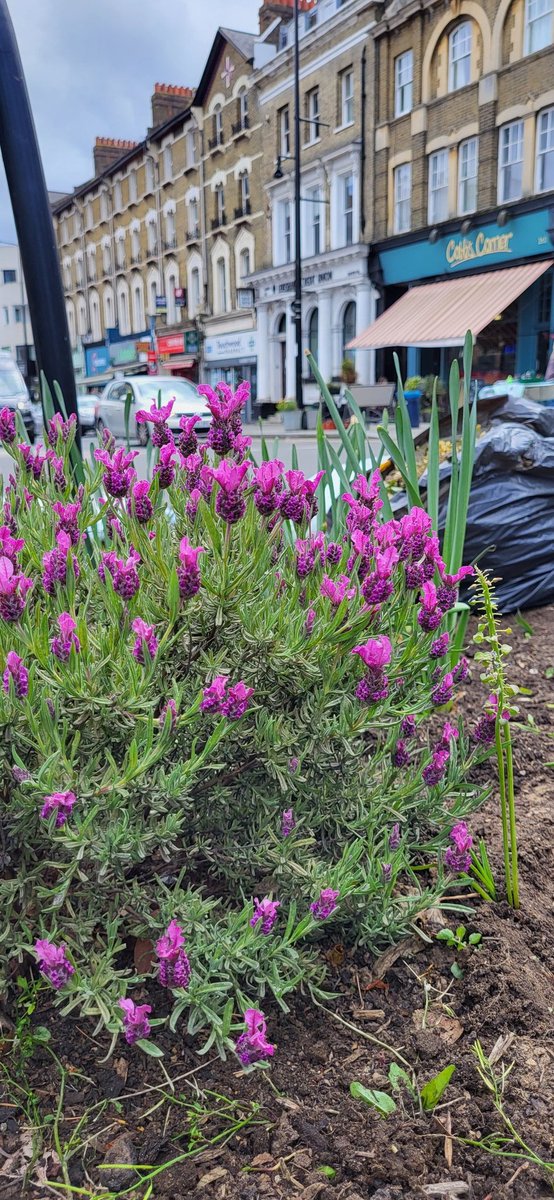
[96,375,210,446]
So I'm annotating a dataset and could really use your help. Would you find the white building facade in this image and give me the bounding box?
[0,243,35,385]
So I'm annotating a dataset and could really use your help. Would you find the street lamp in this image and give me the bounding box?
[293,0,302,412]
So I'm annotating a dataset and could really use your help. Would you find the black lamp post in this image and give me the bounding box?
[0,0,80,446]
[292,0,303,412]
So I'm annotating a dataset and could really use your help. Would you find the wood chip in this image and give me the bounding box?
[422,1184,469,1196]
[488,1031,515,1066]
[197,1165,228,1188]
[413,1009,464,1044]
[352,1009,386,1021]
[443,1109,453,1169]
[369,936,420,980]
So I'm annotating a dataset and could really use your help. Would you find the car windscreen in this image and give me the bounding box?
[0,364,27,399]
[135,380,203,408]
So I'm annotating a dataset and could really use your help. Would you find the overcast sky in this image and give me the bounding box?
[0,0,261,242]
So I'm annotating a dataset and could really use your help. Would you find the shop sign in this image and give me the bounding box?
[380,207,554,285]
[204,329,258,362]
[158,332,185,355]
[147,350,157,364]
[110,340,138,368]
[185,330,199,354]
[156,295,167,311]
[174,287,186,305]
[85,345,110,377]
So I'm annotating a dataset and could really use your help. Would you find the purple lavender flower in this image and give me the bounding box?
[382,862,392,882]
[156,920,191,988]
[199,381,250,455]
[392,739,410,768]
[250,897,280,935]
[400,714,416,738]
[422,749,450,787]
[444,821,473,874]
[94,445,138,498]
[177,537,204,599]
[310,888,339,921]
[35,939,74,989]
[201,674,228,713]
[18,443,48,480]
[321,573,356,607]
[40,790,77,827]
[235,1007,275,1067]
[42,532,79,595]
[153,443,176,489]
[46,411,77,446]
[210,459,249,524]
[131,618,158,664]
[417,581,443,633]
[304,608,315,636]
[48,454,67,491]
[389,823,401,849]
[453,656,470,684]
[128,480,153,523]
[352,636,392,703]
[431,671,455,706]
[253,459,285,516]
[0,556,33,621]
[430,631,450,659]
[0,407,16,444]
[436,566,474,613]
[178,414,201,456]
[342,471,383,536]
[119,998,152,1044]
[281,808,295,837]
[288,756,299,773]
[51,612,80,662]
[0,526,24,564]
[52,500,81,546]
[3,651,28,698]
[439,721,459,749]
[278,469,324,524]
[221,681,254,721]
[159,698,178,729]
[295,533,324,579]
[13,765,31,783]
[135,399,175,447]
[111,548,140,599]
[326,541,343,566]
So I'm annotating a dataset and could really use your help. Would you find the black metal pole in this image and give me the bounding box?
[0,0,80,447]
[293,0,303,410]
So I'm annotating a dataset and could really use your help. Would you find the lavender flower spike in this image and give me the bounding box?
[41,790,77,827]
[235,1008,275,1067]
[35,939,74,989]
[310,888,339,921]
[119,998,152,1044]
[156,919,191,988]
[281,808,296,837]
[3,651,28,699]
[445,821,473,874]
[250,897,280,935]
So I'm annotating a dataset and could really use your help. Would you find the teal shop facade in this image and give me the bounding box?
[372,204,554,384]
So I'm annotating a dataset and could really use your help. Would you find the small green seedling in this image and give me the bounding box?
[420,1064,456,1111]
[350,1081,397,1117]
[351,1061,455,1118]
[436,925,482,976]
[317,1165,337,1179]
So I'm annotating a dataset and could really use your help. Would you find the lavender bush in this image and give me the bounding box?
[0,388,490,1059]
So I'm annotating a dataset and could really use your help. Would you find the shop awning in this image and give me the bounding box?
[162,358,195,371]
[349,260,553,350]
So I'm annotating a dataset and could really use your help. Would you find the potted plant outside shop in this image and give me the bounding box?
[341,358,357,387]
[276,398,303,431]
[403,375,423,428]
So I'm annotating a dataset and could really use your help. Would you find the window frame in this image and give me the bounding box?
[498,119,524,203]
[163,144,173,181]
[458,136,478,214]
[279,105,291,157]
[240,171,250,210]
[428,148,449,224]
[536,106,554,192]
[216,256,228,312]
[2,269,16,284]
[215,183,225,224]
[340,68,354,127]
[524,0,553,54]
[342,173,354,246]
[393,163,411,234]
[304,87,320,145]
[394,50,413,118]
[448,21,472,92]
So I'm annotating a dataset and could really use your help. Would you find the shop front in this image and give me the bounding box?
[354,207,554,387]
[202,328,258,419]
[156,330,199,382]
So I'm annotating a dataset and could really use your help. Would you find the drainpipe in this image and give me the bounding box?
[360,46,367,239]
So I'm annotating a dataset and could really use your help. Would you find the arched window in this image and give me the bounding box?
[66,301,76,348]
[132,279,145,332]
[102,242,112,274]
[216,257,228,313]
[449,22,472,91]
[215,183,225,226]
[149,277,158,316]
[239,88,249,128]
[191,267,201,312]
[103,288,114,330]
[131,227,141,262]
[214,104,223,144]
[308,308,319,362]
[77,296,87,337]
[90,292,101,341]
[342,301,356,360]
[166,268,178,325]
[117,283,130,335]
[239,248,251,279]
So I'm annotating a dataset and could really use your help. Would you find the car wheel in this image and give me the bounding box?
[137,422,149,447]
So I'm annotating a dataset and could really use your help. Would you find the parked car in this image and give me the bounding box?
[76,390,99,436]
[95,376,210,445]
[0,352,35,442]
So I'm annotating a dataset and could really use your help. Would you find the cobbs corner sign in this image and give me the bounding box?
[446,230,514,267]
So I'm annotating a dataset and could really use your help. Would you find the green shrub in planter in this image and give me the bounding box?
[0,389,487,1061]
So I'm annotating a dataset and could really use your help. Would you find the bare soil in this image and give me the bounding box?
[1,608,553,1200]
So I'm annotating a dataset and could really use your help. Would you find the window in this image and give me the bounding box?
[214,106,223,145]
[87,247,97,281]
[129,169,138,203]
[307,186,322,256]
[188,198,199,236]
[537,107,554,191]
[394,163,411,233]
[2,307,9,324]
[116,238,125,269]
[449,22,472,91]
[282,199,292,263]
[75,256,84,287]
[279,105,290,157]
[524,0,553,53]
[215,183,225,225]
[63,261,72,289]
[113,181,122,211]
[103,242,112,273]
[217,257,228,312]
[118,288,130,335]
[394,51,413,117]
[147,218,158,254]
[104,291,114,328]
[186,128,197,167]
[305,88,320,144]
[90,294,101,341]
[239,88,249,128]
[165,209,176,247]
[458,137,478,213]
[308,309,319,362]
[239,248,251,279]
[340,69,354,126]
[132,281,144,332]
[100,191,109,222]
[163,144,173,181]
[145,157,155,192]
[13,306,25,324]
[131,227,140,261]
[191,267,201,311]
[85,201,93,228]
[2,269,16,284]
[239,171,250,212]
[342,173,354,245]
[342,301,356,360]
[428,149,449,223]
[498,120,524,202]
[305,4,317,29]
[73,210,82,237]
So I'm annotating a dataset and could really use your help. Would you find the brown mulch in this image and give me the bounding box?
[1,609,553,1199]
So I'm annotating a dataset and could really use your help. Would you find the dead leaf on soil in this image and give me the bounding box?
[197,1165,228,1188]
[369,936,420,980]
[488,1031,515,1066]
[352,1009,386,1021]
[133,937,155,974]
[422,1184,469,1196]
[324,943,345,968]
[249,1153,275,1169]
[413,1009,464,1044]
[113,1056,129,1083]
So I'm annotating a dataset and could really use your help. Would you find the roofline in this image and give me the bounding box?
[51,105,194,215]
[193,26,256,106]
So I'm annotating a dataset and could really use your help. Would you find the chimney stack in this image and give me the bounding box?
[150,83,194,130]
[258,0,316,34]
[93,137,138,176]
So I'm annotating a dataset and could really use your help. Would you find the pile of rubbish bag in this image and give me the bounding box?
[442,395,554,612]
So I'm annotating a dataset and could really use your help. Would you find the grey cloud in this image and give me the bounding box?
[0,0,260,239]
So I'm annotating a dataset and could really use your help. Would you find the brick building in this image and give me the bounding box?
[352,0,554,386]
[248,0,379,406]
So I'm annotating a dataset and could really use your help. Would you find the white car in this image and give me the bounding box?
[96,375,210,445]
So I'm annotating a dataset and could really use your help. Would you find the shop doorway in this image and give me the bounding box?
[277,313,286,399]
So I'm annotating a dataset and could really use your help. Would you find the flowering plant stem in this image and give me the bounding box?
[473,569,519,909]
